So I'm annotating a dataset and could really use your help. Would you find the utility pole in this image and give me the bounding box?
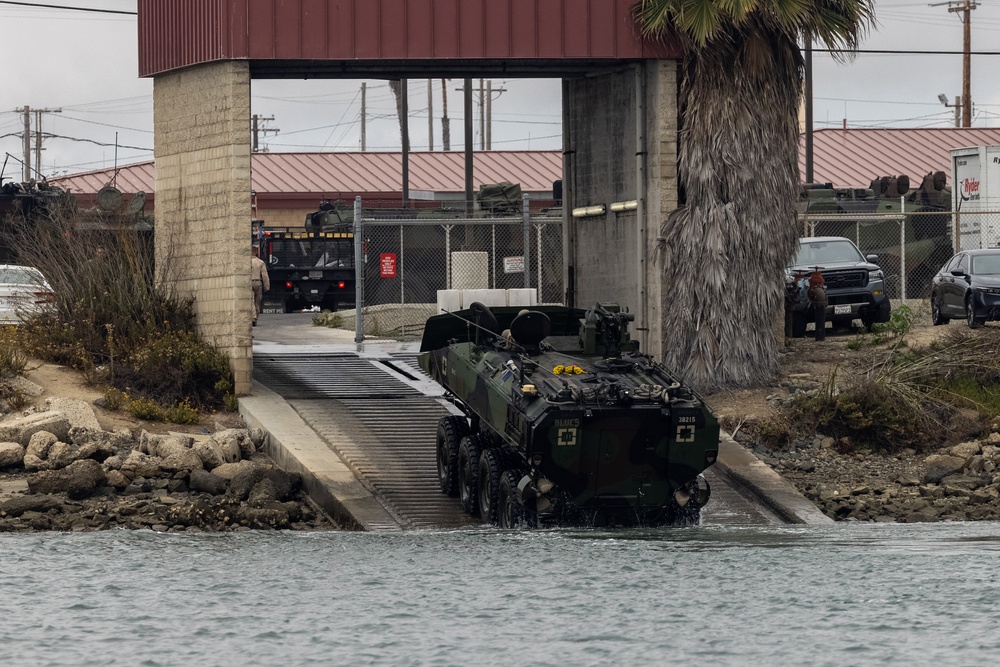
[427,79,434,151]
[20,106,30,181]
[441,79,451,151]
[251,114,279,152]
[485,81,506,151]
[934,0,977,127]
[361,83,367,151]
[479,78,485,150]
[17,105,61,180]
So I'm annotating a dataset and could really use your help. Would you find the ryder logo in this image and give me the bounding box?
[961,177,981,202]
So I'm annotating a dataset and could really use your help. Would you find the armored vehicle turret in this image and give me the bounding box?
[418,302,720,528]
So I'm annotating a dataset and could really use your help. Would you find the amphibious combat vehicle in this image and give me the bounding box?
[418,302,720,528]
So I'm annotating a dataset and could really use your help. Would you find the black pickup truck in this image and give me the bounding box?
[787,236,892,336]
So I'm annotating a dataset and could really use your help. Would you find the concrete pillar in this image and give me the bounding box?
[566,60,679,362]
[153,60,254,395]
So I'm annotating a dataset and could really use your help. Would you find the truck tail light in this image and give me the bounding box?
[338,281,346,289]
[284,281,293,289]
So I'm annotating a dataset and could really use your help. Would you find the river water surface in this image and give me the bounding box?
[3,522,1000,666]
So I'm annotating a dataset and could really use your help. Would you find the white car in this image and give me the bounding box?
[0,265,55,324]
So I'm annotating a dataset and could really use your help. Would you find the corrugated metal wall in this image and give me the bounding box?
[138,0,680,77]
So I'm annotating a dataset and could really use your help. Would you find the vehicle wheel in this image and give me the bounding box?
[498,470,525,529]
[457,435,482,516]
[477,449,503,525]
[930,295,949,326]
[790,310,807,338]
[862,300,892,330]
[436,417,468,497]
[967,295,986,329]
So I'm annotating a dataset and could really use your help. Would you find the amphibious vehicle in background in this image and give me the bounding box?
[418,302,720,528]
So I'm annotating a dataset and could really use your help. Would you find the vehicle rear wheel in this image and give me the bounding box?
[967,295,985,329]
[498,470,525,529]
[477,449,502,524]
[931,295,949,326]
[862,300,891,329]
[457,435,482,516]
[436,417,468,497]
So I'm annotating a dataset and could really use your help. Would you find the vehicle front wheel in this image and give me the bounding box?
[967,294,986,329]
[931,295,949,326]
[457,435,482,516]
[436,417,469,497]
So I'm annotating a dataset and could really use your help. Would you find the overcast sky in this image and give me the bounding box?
[1,0,998,182]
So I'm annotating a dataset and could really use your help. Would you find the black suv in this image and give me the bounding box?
[786,236,892,336]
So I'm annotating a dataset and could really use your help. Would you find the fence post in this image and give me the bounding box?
[900,196,906,304]
[354,196,364,351]
[522,193,531,289]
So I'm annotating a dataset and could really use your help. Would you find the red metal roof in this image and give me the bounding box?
[137,0,681,78]
[49,150,562,199]
[800,128,1000,189]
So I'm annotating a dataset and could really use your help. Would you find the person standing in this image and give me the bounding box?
[251,245,270,326]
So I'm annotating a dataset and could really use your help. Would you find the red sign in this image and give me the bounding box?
[380,253,397,278]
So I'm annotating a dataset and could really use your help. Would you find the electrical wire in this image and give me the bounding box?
[0,1,134,14]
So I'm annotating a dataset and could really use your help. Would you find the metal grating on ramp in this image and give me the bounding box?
[291,397,477,530]
[254,353,420,399]
[254,353,476,530]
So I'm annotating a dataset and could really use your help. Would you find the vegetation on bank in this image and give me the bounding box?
[2,198,236,422]
[751,307,1000,454]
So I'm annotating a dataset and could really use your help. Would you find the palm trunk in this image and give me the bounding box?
[659,31,802,391]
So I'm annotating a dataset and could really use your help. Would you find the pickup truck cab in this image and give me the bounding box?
[786,236,892,336]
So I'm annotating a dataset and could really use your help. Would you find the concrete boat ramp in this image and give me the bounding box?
[239,313,831,531]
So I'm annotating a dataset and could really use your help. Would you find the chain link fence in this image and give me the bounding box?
[800,208,1000,320]
[352,197,564,341]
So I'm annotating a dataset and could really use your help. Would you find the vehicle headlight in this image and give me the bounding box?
[868,269,884,281]
[975,287,1000,295]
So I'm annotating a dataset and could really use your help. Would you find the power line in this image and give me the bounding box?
[0,1,135,14]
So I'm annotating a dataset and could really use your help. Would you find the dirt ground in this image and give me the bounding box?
[20,362,246,435]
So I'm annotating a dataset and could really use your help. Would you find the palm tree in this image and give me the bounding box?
[633,0,875,391]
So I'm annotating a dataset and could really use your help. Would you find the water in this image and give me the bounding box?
[3,522,1000,666]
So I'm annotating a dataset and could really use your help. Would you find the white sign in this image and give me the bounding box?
[503,256,525,274]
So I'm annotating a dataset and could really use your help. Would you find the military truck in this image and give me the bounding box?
[256,213,355,313]
[418,302,719,528]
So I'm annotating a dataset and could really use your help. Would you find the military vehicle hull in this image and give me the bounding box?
[418,303,720,528]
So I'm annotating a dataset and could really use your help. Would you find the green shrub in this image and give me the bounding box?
[0,326,27,380]
[165,398,200,424]
[103,387,127,411]
[128,396,165,421]
[313,312,344,328]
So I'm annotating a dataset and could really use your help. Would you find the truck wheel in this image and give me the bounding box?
[862,300,892,329]
[967,295,986,329]
[498,470,525,529]
[477,449,502,525]
[457,435,482,516]
[436,417,468,497]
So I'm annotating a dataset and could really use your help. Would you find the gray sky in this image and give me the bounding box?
[1,0,998,182]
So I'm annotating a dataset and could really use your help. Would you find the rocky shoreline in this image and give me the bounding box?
[0,397,339,533]
[740,429,1000,523]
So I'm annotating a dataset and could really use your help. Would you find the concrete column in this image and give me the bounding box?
[565,60,679,362]
[153,60,254,395]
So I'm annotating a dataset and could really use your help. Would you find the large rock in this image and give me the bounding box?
[44,397,102,432]
[211,429,252,463]
[192,439,226,471]
[27,459,107,499]
[139,432,194,459]
[0,442,25,468]
[950,441,982,460]
[26,431,57,459]
[159,449,204,473]
[0,411,70,445]
[46,441,77,470]
[923,454,966,484]
[211,460,255,481]
[120,450,164,480]
[188,469,229,495]
[231,465,300,502]
[0,495,62,517]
